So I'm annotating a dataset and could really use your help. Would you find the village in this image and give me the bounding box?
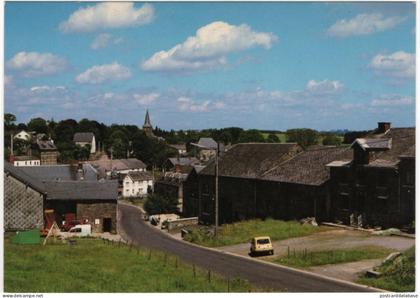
[3,109,416,293]
[3,1,416,295]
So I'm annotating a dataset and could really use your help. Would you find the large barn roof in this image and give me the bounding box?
[43,180,118,201]
[200,143,301,179]
[262,146,353,186]
[17,164,98,181]
[73,132,94,143]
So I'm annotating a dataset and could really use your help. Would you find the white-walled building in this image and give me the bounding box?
[123,171,153,198]
[73,132,96,154]
[13,156,41,167]
[14,130,32,142]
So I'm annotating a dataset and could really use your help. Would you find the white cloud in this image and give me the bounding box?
[76,62,131,84]
[369,51,415,78]
[7,52,66,77]
[371,95,413,106]
[305,79,343,95]
[327,13,405,37]
[340,103,365,110]
[133,92,160,105]
[177,96,211,112]
[59,2,154,33]
[141,21,277,72]
[90,33,123,50]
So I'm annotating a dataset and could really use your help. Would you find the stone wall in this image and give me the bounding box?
[76,201,117,233]
[167,217,198,232]
[40,151,58,165]
[4,174,44,231]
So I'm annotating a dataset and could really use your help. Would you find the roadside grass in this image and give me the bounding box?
[120,197,146,209]
[184,218,330,247]
[4,236,253,293]
[357,246,415,292]
[272,246,393,268]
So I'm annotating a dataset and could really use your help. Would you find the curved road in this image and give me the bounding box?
[118,203,380,292]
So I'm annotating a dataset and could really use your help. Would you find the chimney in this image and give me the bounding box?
[377,122,391,134]
[77,162,85,180]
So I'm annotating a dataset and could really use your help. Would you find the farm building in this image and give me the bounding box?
[197,143,303,224]
[123,171,154,198]
[327,123,415,228]
[88,155,147,178]
[73,132,96,154]
[4,162,118,233]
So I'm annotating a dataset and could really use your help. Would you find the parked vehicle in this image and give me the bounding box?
[69,224,92,236]
[250,236,274,256]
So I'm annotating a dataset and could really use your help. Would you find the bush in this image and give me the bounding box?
[144,193,179,215]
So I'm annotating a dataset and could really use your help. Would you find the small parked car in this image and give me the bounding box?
[250,236,274,256]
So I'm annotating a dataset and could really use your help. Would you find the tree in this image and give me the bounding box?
[322,134,342,146]
[144,193,179,215]
[27,117,48,134]
[238,129,265,143]
[266,133,280,143]
[4,113,16,129]
[286,128,319,148]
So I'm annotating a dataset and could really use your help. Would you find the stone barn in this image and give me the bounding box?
[4,162,118,233]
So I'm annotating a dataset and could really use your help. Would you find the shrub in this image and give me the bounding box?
[144,193,178,215]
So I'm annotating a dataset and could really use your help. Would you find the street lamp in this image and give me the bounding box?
[191,140,220,235]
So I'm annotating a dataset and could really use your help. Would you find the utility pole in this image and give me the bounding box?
[215,142,219,236]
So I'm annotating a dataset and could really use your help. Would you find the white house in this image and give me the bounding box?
[13,156,41,167]
[73,132,96,154]
[14,130,32,142]
[123,171,153,198]
[169,144,187,156]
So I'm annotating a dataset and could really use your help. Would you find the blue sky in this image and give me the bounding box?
[4,2,416,130]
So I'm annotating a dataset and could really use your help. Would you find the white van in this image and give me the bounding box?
[69,224,92,236]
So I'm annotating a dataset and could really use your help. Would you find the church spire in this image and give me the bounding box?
[144,109,152,128]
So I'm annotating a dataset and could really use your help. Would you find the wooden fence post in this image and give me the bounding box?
[193,264,196,278]
[207,270,211,283]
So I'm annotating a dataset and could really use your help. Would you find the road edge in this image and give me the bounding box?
[118,202,387,293]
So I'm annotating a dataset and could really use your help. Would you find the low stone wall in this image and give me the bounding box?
[167,217,198,232]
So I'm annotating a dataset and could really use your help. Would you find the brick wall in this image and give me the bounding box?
[76,201,117,233]
[4,175,44,231]
[40,151,58,165]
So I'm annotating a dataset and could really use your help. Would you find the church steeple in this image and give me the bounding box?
[144,109,152,128]
[143,109,153,136]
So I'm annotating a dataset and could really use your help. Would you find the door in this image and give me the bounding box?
[103,218,112,232]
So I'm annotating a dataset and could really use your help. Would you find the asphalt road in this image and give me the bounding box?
[118,203,380,293]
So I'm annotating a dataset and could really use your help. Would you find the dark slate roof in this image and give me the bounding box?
[73,132,94,143]
[89,157,147,172]
[262,146,353,186]
[14,156,40,161]
[371,128,415,161]
[198,138,218,149]
[127,171,153,181]
[36,139,57,151]
[200,143,302,179]
[17,164,98,181]
[168,157,200,167]
[4,162,46,194]
[169,144,187,151]
[43,180,118,201]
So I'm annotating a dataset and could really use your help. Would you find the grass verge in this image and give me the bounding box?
[357,246,415,292]
[4,235,252,292]
[271,246,393,268]
[184,218,330,247]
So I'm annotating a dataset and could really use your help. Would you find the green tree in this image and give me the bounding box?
[144,193,179,215]
[286,128,319,148]
[322,134,342,146]
[27,117,48,134]
[4,113,16,129]
[238,129,265,143]
[266,133,280,143]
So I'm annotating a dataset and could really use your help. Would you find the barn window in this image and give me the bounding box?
[339,194,349,210]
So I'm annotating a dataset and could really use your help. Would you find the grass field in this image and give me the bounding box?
[184,218,330,247]
[4,235,252,293]
[358,246,415,292]
[261,133,287,143]
[272,246,393,268]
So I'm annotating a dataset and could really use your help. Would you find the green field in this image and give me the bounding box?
[261,133,287,143]
[272,246,393,268]
[184,218,330,247]
[358,246,415,292]
[4,235,252,292]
